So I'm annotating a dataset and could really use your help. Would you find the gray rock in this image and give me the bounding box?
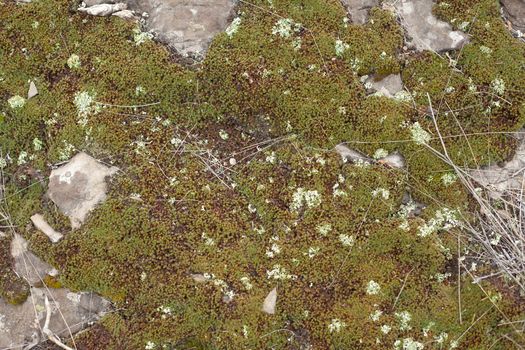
[123,0,238,59]
[84,0,115,6]
[501,0,525,32]
[469,131,525,199]
[261,287,277,315]
[365,74,404,98]
[46,152,118,229]
[378,151,405,169]
[27,81,38,99]
[334,144,372,164]
[394,0,468,52]
[11,234,57,287]
[112,9,137,19]
[0,288,110,350]
[340,0,379,24]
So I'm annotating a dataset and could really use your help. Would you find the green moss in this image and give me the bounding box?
[1,0,525,348]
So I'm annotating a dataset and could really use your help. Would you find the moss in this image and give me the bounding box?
[1,0,525,348]
[42,274,62,288]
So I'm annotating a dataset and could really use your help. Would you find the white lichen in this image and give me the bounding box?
[328,318,346,333]
[335,39,350,57]
[67,53,81,69]
[290,188,321,212]
[8,95,25,109]
[226,17,242,38]
[272,18,301,38]
[316,223,332,236]
[366,280,381,295]
[410,122,431,145]
[339,234,355,247]
[491,78,505,95]
[395,311,412,331]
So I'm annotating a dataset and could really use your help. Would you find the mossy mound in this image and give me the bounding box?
[1,0,525,348]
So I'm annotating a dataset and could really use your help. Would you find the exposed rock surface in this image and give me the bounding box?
[11,234,57,287]
[340,0,379,24]
[46,152,118,229]
[501,0,525,32]
[2,234,110,349]
[470,132,525,199]
[126,0,237,59]
[365,74,403,98]
[393,0,468,52]
[0,288,110,350]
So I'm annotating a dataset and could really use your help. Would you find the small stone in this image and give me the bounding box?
[78,3,127,16]
[378,151,405,169]
[365,74,404,98]
[340,0,379,24]
[334,144,372,164]
[27,81,38,99]
[30,214,63,243]
[262,287,277,314]
[190,273,208,283]
[229,158,237,166]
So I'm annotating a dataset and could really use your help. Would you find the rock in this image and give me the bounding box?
[112,9,136,19]
[0,288,110,350]
[11,234,57,287]
[262,287,277,314]
[190,273,207,283]
[469,131,525,200]
[84,0,115,6]
[378,151,405,169]
[501,0,525,32]
[46,152,118,229]
[123,0,238,59]
[340,0,379,24]
[394,0,468,52]
[334,144,372,164]
[365,74,404,98]
[78,3,127,16]
[30,214,63,243]
[27,81,38,99]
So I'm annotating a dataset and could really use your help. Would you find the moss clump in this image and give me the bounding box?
[42,274,62,289]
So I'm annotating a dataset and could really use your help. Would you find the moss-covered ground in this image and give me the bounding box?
[1,0,525,348]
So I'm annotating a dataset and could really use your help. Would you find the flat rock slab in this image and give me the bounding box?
[366,74,403,97]
[340,0,379,24]
[125,0,237,59]
[470,132,525,199]
[46,152,118,229]
[11,234,56,287]
[0,288,110,350]
[394,0,468,52]
[501,0,525,32]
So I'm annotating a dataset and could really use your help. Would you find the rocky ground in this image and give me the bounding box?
[0,0,525,349]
